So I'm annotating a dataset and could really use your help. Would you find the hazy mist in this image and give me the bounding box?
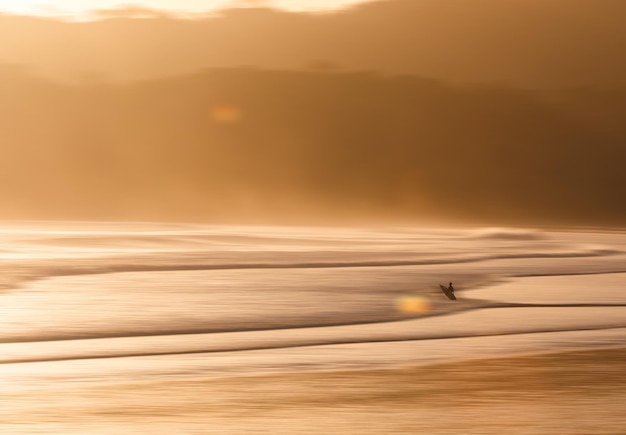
[2,0,626,88]
[1,0,625,225]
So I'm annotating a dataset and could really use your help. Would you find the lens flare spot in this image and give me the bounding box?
[395,295,431,314]
[210,104,243,124]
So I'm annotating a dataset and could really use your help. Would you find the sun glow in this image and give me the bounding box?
[395,295,432,315]
[0,0,229,19]
[0,0,39,15]
[0,0,370,20]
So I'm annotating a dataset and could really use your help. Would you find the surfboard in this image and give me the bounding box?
[440,284,457,300]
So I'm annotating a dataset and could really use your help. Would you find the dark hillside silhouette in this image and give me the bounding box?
[1,0,626,88]
[0,66,624,224]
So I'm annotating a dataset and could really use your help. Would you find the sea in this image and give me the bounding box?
[1,221,626,434]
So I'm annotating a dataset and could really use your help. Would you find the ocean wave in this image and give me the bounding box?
[24,245,620,280]
[2,225,626,360]
[467,227,546,240]
[3,309,626,365]
[0,244,621,295]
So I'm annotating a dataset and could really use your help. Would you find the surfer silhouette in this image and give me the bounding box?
[439,282,457,300]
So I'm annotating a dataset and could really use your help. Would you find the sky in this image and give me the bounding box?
[0,0,372,18]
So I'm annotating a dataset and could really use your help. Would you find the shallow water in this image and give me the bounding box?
[1,222,626,433]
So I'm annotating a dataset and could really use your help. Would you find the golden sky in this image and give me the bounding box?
[0,0,371,18]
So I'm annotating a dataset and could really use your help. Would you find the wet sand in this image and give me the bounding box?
[2,225,626,434]
[3,347,626,434]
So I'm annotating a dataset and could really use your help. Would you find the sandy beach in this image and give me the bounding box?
[3,347,626,434]
[1,224,626,434]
